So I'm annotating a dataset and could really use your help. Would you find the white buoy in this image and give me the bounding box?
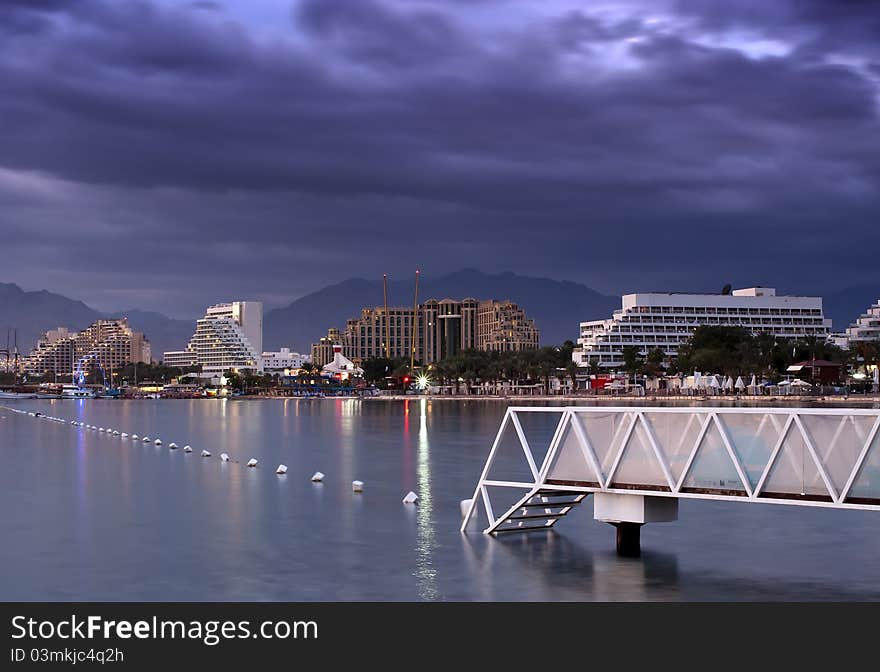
[154,439,162,446]
[121,433,128,438]
[220,453,230,462]
[201,450,211,457]
[131,434,138,440]
[99,427,104,432]
[142,436,151,443]
[275,464,287,474]
[460,499,477,528]
[183,445,192,453]
[70,421,76,425]
[311,471,324,482]
[247,458,258,468]
[168,442,178,449]
[352,480,364,493]
[112,430,119,435]
[403,491,418,504]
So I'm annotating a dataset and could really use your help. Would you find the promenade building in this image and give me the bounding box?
[845,299,880,344]
[262,348,310,374]
[163,301,263,375]
[574,287,831,368]
[322,298,539,365]
[24,319,151,378]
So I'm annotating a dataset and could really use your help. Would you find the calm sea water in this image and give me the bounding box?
[2,398,880,601]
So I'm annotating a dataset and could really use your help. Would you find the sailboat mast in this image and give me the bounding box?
[383,273,390,360]
[410,269,419,373]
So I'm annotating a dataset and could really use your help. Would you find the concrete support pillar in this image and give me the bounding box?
[593,493,678,557]
[613,522,643,557]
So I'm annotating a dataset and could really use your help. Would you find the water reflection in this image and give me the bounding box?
[4,398,880,601]
[415,398,438,599]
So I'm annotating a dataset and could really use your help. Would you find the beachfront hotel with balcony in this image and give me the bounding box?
[845,298,880,344]
[574,287,831,368]
[163,301,264,375]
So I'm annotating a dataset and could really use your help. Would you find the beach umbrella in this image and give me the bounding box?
[777,380,791,386]
[723,376,734,390]
[709,375,720,389]
[749,375,757,387]
[791,379,811,387]
[734,376,746,390]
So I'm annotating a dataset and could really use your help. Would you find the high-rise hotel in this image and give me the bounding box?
[574,287,831,368]
[164,301,263,375]
[24,319,151,378]
[318,298,540,365]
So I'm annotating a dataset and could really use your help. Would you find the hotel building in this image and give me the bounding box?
[163,301,264,374]
[24,319,151,378]
[574,287,831,368]
[845,299,880,344]
[323,298,539,365]
[262,348,310,374]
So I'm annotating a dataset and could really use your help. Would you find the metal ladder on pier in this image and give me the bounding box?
[489,489,589,534]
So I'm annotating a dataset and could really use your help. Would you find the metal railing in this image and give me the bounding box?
[462,406,880,533]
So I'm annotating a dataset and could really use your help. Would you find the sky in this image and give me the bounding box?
[0,0,878,318]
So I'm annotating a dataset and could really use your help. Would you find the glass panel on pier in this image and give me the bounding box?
[846,428,880,504]
[644,412,706,483]
[681,419,747,494]
[546,420,597,485]
[760,422,830,499]
[609,416,669,490]
[574,411,633,476]
[800,414,871,494]
[718,412,781,489]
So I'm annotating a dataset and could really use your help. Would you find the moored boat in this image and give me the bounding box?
[62,385,96,399]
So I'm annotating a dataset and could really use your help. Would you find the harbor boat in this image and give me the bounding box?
[0,391,38,399]
[62,385,96,399]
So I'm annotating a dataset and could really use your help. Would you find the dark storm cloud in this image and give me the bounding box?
[0,0,878,315]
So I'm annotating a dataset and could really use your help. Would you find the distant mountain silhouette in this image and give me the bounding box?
[105,309,195,360]
[263,269,619,351]
[0,282,192,359]
[8,273,869,364]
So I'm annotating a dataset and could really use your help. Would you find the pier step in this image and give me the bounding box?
[490,490,589,534]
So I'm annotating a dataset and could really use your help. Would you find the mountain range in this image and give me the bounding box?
[1,274,878,360]
[262,269,618,351]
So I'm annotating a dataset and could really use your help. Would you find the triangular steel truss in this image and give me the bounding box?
[462,407,880,534]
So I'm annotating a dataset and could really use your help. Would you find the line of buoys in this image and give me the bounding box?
[6,407,418,505]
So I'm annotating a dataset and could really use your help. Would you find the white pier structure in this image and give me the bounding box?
[462,406,880,554]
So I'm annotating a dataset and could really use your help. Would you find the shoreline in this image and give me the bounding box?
[258,393,880,405]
